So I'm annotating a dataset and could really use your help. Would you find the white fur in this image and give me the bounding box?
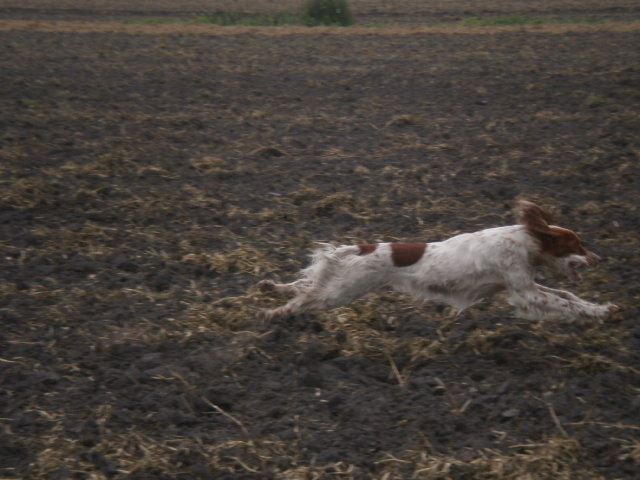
[258,225,616,322]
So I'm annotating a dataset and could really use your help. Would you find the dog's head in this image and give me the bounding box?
[516,200,600,282]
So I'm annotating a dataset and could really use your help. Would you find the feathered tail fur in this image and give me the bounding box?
[300,243,361,289]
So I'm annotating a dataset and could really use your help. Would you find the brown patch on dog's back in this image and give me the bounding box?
[358,243,377,255]
[391,243,427,267]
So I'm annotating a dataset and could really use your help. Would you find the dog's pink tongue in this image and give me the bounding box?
[571,270,582,283]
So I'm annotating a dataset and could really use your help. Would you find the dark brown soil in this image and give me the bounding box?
[1,5,639,479]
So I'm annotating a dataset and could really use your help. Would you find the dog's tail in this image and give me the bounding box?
[300,243,360,288]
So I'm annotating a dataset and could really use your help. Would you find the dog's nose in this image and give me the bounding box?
[587,252,601,266]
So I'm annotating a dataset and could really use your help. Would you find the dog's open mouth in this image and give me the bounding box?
[568,261,588,283]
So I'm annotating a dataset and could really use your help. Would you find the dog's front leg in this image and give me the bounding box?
[536,284,595,304]
[536,284,619,316]
[507,283,617,321]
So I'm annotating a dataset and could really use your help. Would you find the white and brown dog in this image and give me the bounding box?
[257,200,617,322]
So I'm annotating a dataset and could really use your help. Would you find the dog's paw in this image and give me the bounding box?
[257,279,276,293]
[608,304,620,314]
[257,308,274,321]
[590,303,621,323]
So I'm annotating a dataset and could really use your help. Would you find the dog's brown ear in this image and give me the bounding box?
[515,200,554,234]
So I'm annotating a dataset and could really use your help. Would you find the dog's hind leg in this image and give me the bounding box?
[259,291,326,321]
[257,279,311,295]
[259,276,380,321]
[257,244,379,320]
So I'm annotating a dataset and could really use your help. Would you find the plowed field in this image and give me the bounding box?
[1,2,639,478]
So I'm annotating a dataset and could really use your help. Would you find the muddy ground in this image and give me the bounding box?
[1,3,640,479]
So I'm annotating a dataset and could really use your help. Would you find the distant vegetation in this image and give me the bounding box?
[128,0,355,27]
[127,9,614,29]
[302,0,355,26]
[129,12,299,26]
[197,12,299,26]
